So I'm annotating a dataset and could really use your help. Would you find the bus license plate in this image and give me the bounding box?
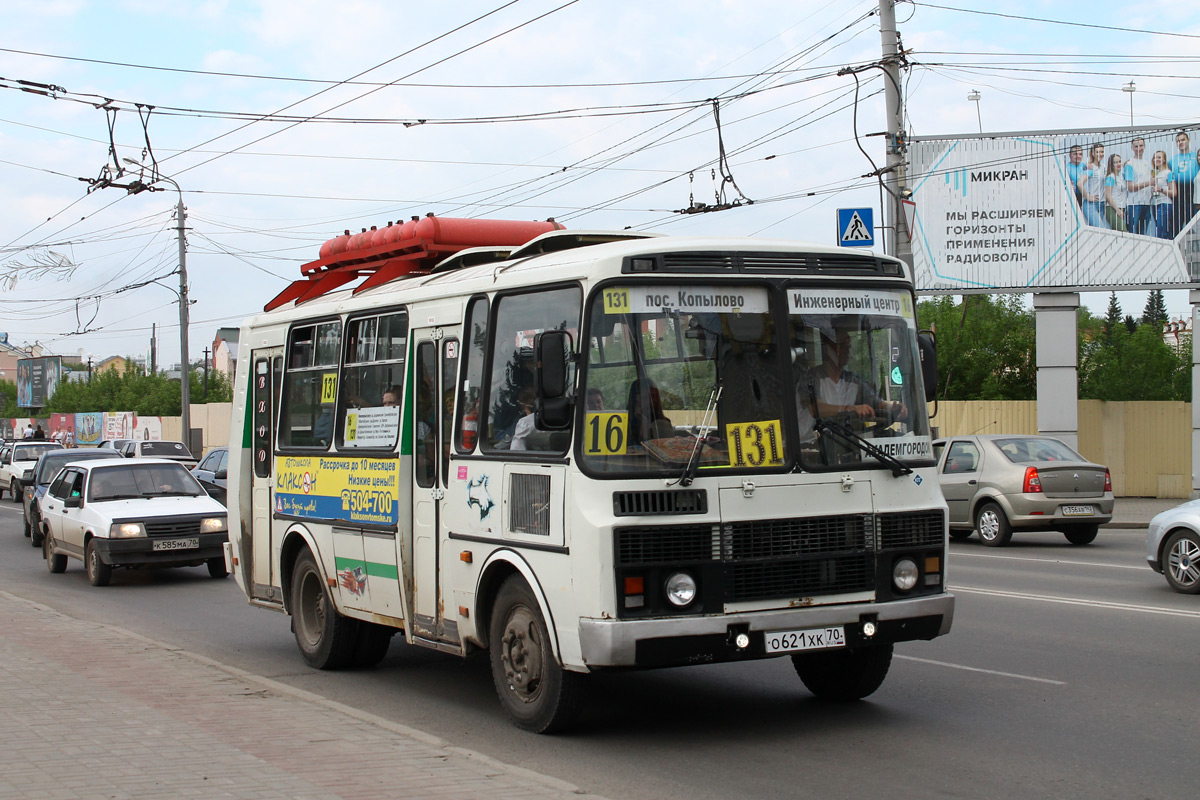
[1061,505,1094,516]
[763,626,846,654]
[152,537,199,552]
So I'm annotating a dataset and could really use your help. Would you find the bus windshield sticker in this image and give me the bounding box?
[584,412,629,455]
[320,372,338,403]
[788,289,914,320]
[343,406,400,448]
[725,420,785,467]
[605,286,769,315]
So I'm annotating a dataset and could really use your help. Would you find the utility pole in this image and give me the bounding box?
[202,346,210,402]
[174,196,192,451]
[879,0,912,268]
[150,322,157,375]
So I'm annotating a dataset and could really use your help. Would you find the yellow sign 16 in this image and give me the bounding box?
[320,372,338,404]
[584,412,629,455]
[725,420,784,467]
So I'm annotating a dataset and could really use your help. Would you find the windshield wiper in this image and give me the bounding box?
[675,381,723,487]
[807,385,912,477]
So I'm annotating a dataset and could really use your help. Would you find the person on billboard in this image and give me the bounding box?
[1077,143,1109,228]
[1150,150,1175,239]
[1104,154,1129,232]
[1123,137,1153,236]
[1169,132,1198,235]
[1066,144,1086,206]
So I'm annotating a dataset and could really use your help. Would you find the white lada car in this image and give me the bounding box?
[39,457,229,586]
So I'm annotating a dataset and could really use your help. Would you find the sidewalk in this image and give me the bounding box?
[0,590,608,800]
[1106,496,1185,529]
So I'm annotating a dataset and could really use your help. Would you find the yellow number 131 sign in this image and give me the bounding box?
[725,420,784,467]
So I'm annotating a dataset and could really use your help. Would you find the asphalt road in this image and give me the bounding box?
[1,498,1194,800]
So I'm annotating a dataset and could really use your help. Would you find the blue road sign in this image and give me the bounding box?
[837,207,874,247]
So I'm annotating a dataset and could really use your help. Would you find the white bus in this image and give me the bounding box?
[226,223,954,733]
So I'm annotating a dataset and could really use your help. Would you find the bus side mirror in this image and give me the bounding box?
[918,330,938,399]
[534,330,573,430]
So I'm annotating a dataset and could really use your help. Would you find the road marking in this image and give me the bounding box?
[951,551,1144,570]
[895,654,1066,685]
[953,585,1200,619]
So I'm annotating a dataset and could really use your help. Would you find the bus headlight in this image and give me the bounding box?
[892,558,919,591]
[665,572,697,607]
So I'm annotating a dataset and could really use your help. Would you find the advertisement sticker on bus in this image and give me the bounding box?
[275,455,399,526]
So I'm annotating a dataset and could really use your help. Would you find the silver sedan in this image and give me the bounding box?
[1146,499,1200,594]
[933,435,1113,546]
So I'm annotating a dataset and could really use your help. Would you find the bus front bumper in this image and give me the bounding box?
[577,592,954,668]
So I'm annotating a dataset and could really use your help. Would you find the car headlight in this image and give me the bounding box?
[892,558,919,592]
[200,517,227,534]
[664,571,698,607]
[111,522,146,538]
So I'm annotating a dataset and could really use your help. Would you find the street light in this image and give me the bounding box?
[967,90,982,133]
[121,157,191,450]
[1122,81,1136,126]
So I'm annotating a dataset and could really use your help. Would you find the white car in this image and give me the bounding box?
[1146,499,1200,594]
[40,457,229,586]
[0,441,63,502]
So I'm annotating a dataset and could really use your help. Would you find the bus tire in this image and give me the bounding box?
[488,575,582,733]
[290,549,358,670]
[351,623,394,668]
[792,643,893,701]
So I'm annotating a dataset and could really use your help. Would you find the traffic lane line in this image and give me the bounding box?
[895,654,1066,685]
[950,551,1145,570]
[952,585,1200,619]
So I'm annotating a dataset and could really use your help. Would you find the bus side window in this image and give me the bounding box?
[483,286,581,453]
[455,297,488,454]
[336,311,408,450]
[280,320,342,449]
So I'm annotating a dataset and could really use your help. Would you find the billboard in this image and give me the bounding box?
[74,412,103,446]
[909,126,1200,292]
[16,357,62,408]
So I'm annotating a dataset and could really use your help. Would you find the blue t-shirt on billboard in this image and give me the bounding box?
[1169,152,1199,187]
[1066,161,1086,197]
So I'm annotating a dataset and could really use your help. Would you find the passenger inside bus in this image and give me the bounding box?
[627,379,674,445]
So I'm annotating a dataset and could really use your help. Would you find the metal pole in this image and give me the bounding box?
[172,190,191,450]
[879,0,911,267]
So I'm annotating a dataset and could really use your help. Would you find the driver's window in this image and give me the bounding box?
[943,441,980,474]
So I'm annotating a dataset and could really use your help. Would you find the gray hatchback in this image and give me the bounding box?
[933,434,1113,546]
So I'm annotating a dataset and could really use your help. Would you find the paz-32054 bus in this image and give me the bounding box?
[226,219,954,732]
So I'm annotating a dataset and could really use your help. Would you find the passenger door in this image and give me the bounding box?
[250,349,283,599]
[939,439,982,526]
[410,327,461,643]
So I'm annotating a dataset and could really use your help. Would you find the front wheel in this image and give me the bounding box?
[976,503,1012,547]
[1063,524,1099,546]
[290,549,358,669]
[792,643,894,700]
[206,557,228,579]
[489,576,582,733]
[86,539,112,586]
[9,480,20,503]
[1163,529,1200,594]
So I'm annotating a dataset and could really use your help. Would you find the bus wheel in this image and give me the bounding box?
[489,576,582,733]
[290,549,358,670]
[792,643,894,701]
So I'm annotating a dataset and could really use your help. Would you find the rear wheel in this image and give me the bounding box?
[9,479,19,503]
[1063,524,1099,546]
[1163,529,1200,594]
[44,531,66,574]
[975,503,1012,547]
[206,557,228,579]
[290,549,358,669]
[489,575,582,733]
[86,539,112,586]
[792,643,894,700]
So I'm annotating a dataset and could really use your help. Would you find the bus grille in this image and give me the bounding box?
[616,525,717,565]
[729,554,874,602]
[613,489,707,516]
[877,510,945,549]
[725,515,867,560]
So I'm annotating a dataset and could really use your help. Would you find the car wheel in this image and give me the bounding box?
[1163,529,1200,594]
[44,532,66,574]
[975,502,1012,547]
[206,557,228,579]
[86,540,112,586]
[9,479,20,503]
[489,575,582,733]
[792,643,894,700]
[290,549,358,669]
[949,529,973,541]
[23,513,31,538]
[1063,524,1099,546]
[29,512,43,548]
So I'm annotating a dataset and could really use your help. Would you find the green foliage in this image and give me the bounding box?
[1142,289,1168,328]
[1080,318,1190,400]
[42,359,232,416]
[916,294,1036,400]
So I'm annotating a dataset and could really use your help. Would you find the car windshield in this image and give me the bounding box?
[141,441,193,458]
[35,452,111,484]
[14,443,62,462]
[578,283,933,476]
[994,437,1082,463]
[87,463,205,501]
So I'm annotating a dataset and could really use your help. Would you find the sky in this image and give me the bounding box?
[2,0,1199,369]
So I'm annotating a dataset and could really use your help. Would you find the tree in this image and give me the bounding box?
[916,294,1035,400]
[43,358,233,416]
[1102,292,1123,343]
[1080,318,1189,400]
[1142,289,1168,329]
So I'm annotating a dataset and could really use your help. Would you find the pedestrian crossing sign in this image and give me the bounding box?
[837,207,874,247]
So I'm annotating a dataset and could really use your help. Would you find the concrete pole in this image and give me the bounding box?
[173,194,191,450]
[879,0,911,268]
[1033,292,1080,451]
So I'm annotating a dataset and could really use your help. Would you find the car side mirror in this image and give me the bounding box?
[214,468,227,480]
[64,496,82,509]
[534,329,573,430]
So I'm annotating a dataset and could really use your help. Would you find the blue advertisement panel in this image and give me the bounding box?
[274,455,399,527]
[74,412,104,446]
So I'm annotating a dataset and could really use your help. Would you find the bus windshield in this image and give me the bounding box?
[579,283,932,476]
